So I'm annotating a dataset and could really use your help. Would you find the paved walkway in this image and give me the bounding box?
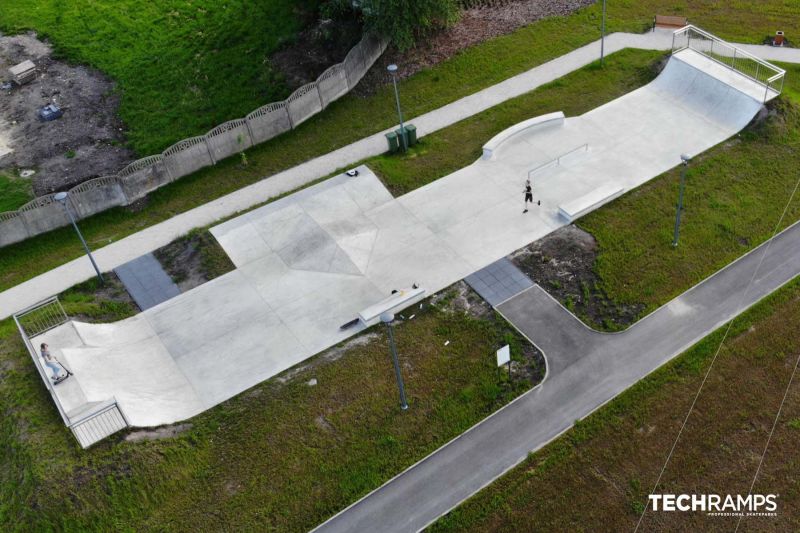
[2,31,798,320]
[313,218,800,533]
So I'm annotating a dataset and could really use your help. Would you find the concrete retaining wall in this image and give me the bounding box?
[0,212,29,247]
[0,34,388,248]
[117,156,172,203]
[163,136,214,178]
[317,64,349,108]
[19,195,71,235]
[205,119,253,162]
[287,83,323,127]
[246,103,292,144]
[69,177,128,218]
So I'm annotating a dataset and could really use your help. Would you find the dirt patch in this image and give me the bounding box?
[124,423,193,443]
[431,279,493,320]
[0,32,134,197]
[270,18,363,91]
[354,0,594,95]
[153,230,236,293]
[510,225,645,330]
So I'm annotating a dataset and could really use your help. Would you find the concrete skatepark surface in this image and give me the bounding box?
[35,47,773,428]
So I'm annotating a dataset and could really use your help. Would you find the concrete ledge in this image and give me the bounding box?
[358,287,426,326]
[481,111,565,160]
[558,184,624,222]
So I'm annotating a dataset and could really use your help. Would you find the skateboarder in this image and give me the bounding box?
[523,179,540,213]
[41,343,68,382]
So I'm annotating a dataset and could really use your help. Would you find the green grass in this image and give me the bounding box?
[0,282,540,531]
[0,173,33,211]
[579,79,800,318]
[0,0,316,154]
[430,277,800,532]
[3,1,799,292]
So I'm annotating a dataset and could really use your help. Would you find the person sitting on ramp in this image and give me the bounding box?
[41,343,72,384]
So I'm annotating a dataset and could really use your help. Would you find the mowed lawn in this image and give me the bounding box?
[1,0,314,154]
[431,278,800,532]
[2,1,800,292]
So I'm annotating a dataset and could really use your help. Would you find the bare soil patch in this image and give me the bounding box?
[125,423,193,443]
[153,230,235,293]
[271,18,363,91]
[355,0,594,95]
[510,225,645,330]
[0,32,134,197]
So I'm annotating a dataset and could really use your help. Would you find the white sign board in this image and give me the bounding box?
[496,345,510,367]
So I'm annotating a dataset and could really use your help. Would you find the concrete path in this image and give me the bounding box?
[2,31,798,320]
[312,217,800,533]
[114,254,180,311]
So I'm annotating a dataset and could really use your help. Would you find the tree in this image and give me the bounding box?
[325,0,460,51]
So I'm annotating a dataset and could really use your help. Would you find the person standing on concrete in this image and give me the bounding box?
[523,179,533,213]
[523,179,539,213]
[41,343,67,382]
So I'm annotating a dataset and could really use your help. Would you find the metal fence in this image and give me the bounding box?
[13,297,130,448]
[671,25,786,102]
[0,34,388,248]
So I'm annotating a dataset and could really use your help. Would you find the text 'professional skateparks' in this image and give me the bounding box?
[30,44,777,431]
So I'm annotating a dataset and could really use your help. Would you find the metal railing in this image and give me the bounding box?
[70,400,129,448]
[671,25,786,102]
[13,297,72,424]
[13,297,130,448]
[527,143,589,183]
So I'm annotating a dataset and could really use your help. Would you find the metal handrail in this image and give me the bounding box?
[673,25,785,71]
[527,143,589,182]
[671,25,785,102]
[13,297,71,425]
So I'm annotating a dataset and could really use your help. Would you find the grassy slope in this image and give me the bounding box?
[3,1,799,291]
[431,278,800,532]
[0,0,311,154]
[0,282,539,532]
[0,174,32,211]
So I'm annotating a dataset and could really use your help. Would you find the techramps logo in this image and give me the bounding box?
[648,494,778,517]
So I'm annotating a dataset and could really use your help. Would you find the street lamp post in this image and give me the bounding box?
[386,64,407,152]
[672,154,691,247]
[54,191,104,284]
[380,311,408,410]
[600,0,607,66]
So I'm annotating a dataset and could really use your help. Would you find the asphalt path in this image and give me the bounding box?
[313,220,800,533]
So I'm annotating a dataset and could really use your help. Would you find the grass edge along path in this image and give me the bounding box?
[429,276,800,532]
[3,0,799,292]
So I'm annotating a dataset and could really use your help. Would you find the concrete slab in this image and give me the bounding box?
[114,253,180,310]
[465,258,533,306]
[38,48,768,427]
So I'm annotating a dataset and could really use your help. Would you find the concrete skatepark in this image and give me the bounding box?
[21,30,785,448]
